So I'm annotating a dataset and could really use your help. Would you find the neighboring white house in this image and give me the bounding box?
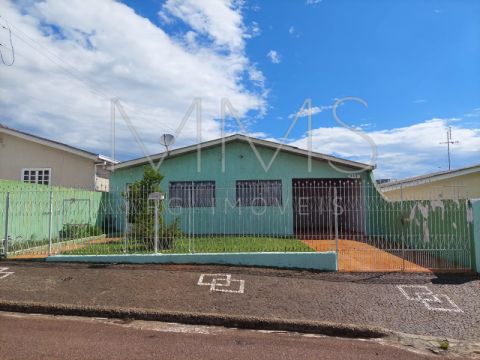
[380,163,480,200]
[0,123,115,190]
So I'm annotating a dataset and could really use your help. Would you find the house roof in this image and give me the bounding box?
[0,123,116,163]
[379,163,480,191]
[113,134,374,171]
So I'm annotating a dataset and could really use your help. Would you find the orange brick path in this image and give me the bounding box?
[302,239,432,272]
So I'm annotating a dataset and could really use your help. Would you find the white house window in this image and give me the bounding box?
[236,180,282,206]
[169,181,216,207]
[22,168,51,185]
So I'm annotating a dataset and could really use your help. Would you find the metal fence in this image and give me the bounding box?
[0,181,473,272]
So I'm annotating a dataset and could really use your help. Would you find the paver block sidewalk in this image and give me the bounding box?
[0,261,478,340]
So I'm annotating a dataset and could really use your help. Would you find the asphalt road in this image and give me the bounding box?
[0,312,440,360]
[0,261,479,340]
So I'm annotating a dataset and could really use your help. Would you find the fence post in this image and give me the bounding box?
[154,201,159,253]
[334,187,339,257]
[48,189,53,256]
[470,199,480,273]
[400,184,405,271]
[124,198,128,253]
[188,189,192,253]
[3,192,10,258]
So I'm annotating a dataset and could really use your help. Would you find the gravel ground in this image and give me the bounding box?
[0,261,478,341]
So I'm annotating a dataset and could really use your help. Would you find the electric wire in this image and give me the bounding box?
[1,14,177,134]
[0,18,15,66]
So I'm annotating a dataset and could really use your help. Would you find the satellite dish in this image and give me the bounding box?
[159,134,175,152]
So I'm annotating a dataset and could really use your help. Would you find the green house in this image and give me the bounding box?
[110,134,375,239]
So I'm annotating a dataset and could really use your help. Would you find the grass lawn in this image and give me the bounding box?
[62,236,314,255]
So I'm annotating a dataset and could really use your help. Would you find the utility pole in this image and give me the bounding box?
[439,126,459,171]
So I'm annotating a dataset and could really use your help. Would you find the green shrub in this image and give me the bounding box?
[122,167,182,250]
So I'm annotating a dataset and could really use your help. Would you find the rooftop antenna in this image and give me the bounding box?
[439,126,459,171]
[159,133,175,154]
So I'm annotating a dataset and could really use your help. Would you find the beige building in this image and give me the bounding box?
[380,164,480,200]
[0,124,115,190]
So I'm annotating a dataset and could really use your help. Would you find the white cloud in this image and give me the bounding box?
[288,105,332,119]
[250,3,261,12]
[248,21,261,38]
[248,66,265,88]
[413,99,427,104]
[359,123,375,128]
[464,107,480,118]
[0,0,266,159]
[157,10,173,24]
[288,26,295,34]
[160,0,245,53]
[306,0,322,5]
[266,50,281,64]
[289,119,480,178]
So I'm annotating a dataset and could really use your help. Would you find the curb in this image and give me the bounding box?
[0,300,387,339]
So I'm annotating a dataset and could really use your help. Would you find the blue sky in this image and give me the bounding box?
[0,0,479,178]
[250,0,480,133]
[124,0,480,133]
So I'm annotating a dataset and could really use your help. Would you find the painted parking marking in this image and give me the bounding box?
[396,285,462,313]
[0,267,14,279]
[198,274,245,294]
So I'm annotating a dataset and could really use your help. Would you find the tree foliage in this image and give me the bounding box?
[123,167,181,249]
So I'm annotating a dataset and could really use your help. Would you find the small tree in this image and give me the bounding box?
[123,166,180,250]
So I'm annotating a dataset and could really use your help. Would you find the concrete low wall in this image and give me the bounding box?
[46,251,338,271]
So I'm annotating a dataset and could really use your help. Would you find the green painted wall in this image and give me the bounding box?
[110,140,370,236]
[0,180,105,250]
[364,174,472,268]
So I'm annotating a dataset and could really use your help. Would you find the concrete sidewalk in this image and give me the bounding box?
[0,261,478,341]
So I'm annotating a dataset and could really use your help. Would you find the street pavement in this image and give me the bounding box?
[0,261,478,341]
[0,312,445,360]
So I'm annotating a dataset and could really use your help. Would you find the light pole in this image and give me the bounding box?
[440,126,459,171]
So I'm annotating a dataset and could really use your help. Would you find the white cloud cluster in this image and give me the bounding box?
[160,0,245,52]
[289,118,480,178]
[288,105,332,119]
[0,0,266,159]
[266,50,281,64]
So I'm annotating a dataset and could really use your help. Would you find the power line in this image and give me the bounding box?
[1,15,177,133]
[9,29,110,100]
[3,14,111,98]
[0,18,15,66]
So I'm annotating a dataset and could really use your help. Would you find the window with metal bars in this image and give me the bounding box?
[169,181,216,207]
[236,180,282,206]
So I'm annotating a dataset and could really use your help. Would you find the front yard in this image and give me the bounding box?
[61,236,314,255]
